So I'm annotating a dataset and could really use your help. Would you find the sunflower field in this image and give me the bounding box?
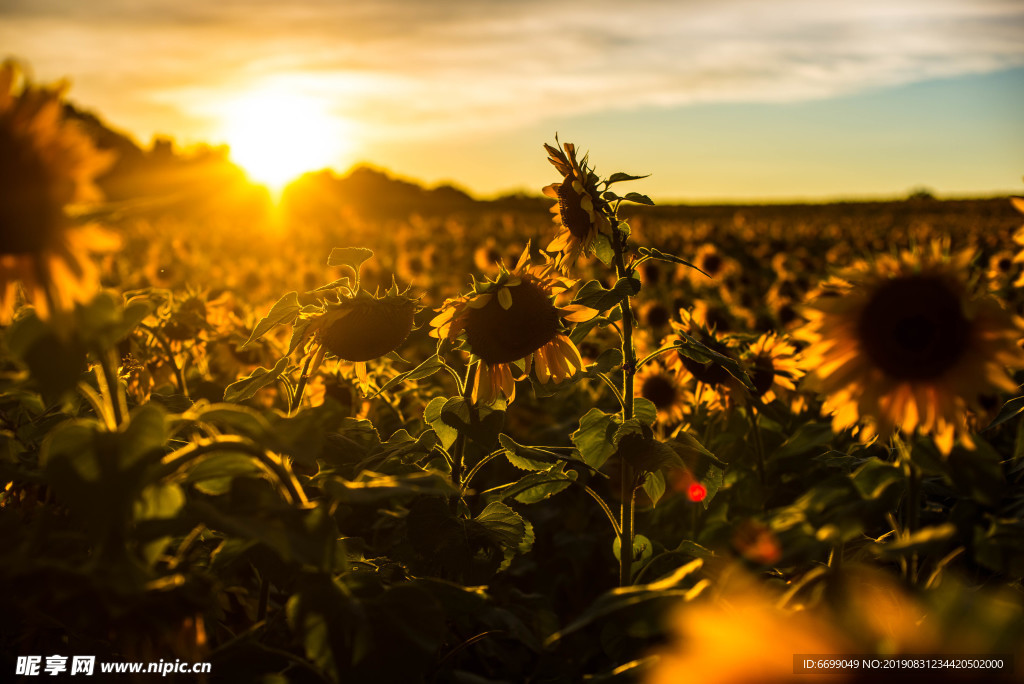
[5,62,1024,683]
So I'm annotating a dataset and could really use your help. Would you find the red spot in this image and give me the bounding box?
[688,483,707,502]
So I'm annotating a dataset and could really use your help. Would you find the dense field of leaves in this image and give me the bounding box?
[4,68,1024,683]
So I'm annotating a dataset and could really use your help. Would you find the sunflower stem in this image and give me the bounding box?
[289,354,315,414]
[451,362,477,510]
[95,346,126,428]
[906,458,922,585]
[141,324,188,398]
[635,345,679,372]
[751,405,766,487]
[611,219,637,587]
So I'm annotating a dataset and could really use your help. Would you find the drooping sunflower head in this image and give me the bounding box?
[430,249,595,403]
[542,140,611,273]
[799,247,1024,454]
[664,311,747,411]
[0,60,116,321]
[318,285,419,363]
[666,310,741,388]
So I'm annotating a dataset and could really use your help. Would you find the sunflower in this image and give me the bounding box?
[298,283,420,388]
[665,310,744,409]
[743,332,804,404]
[984,249,1018,293]
[684,243,737,286]
[0,61,116,322]
[635,362,686,425]
[798,247,1024,454]
[430,249,595,404]
[542,140,611,273]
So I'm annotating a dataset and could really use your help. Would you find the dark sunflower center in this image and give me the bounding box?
[702,253,722,276]
[643,303,670,328]
[998,257,1012,273]
[641,262,661,284]
[464,280,560,364]
[0,125,64,254]
[322,298,417,362]
[641,374,677,410]
[556,179,593,240]
[857,275,970,380]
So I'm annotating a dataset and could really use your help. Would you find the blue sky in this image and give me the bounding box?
[2,0,1022,201]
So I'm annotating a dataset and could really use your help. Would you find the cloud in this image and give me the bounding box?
[1,0,1022,144]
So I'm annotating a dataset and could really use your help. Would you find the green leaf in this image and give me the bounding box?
[671,539,716,560]
[637,246,709,277]
[572,278,641,313]
[134,482,185,520]
[286,317,314,355]
[287,574,368,681]
[642,470,666,507]
[877,523,957,557]
[327,247,374,275]
[223,357,290,402]
[472,501,534,571]
[572,408,619,470]
[321,470,457,504]
[6,312,88,398]
[606,172,650,185]
[593,233,614,265]
[369,354,443,398]
[772,422,834,461]
[633,397,657,426]
[851,460,904,501]
[242,292,300,349]
[612,533,654,566]
[584,348,623,375]
[498,434,561,471]
[436,397,505,451]
[622,192,654,206]
[185,452,266,495]
[617,431,683,474]
[194,403,275,443]
[424,396,457,451]
[985,395,1024,430]
[493,467,577,504]
[546,559,704,645]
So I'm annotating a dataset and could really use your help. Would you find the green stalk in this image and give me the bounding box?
[610,220,637,587]
[450,361,477,510]
[95,347,126,428]
[289,354,314,414]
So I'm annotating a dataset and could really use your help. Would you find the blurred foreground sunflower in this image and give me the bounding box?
[0,60,116,322]
[798,247,1024,454]
[430,249,595,404]
[542,140,610,273]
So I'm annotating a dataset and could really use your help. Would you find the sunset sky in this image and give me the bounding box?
[2,0,1022,202]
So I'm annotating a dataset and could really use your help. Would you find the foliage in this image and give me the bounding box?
[3,117,1024,683]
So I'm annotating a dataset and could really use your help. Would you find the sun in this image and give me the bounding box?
[218,85,352,193]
